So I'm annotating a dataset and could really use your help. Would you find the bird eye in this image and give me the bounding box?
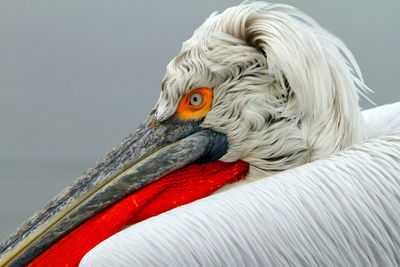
[189,92,203,106]
[175,87,213,120]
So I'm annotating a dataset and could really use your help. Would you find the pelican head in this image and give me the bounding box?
[157,2,369,177]
[0,2,369,266]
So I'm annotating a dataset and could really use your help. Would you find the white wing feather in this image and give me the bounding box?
[81,103,400,267]
[363,102,400,139]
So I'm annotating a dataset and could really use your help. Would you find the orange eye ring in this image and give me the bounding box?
[175,87,213,120]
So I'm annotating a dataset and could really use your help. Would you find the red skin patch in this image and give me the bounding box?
[28,161,249,267]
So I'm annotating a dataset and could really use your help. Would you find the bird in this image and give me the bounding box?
[1,2,399,266]
[81,101,400,267]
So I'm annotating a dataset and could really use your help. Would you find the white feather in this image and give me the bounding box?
[362,102,400,139]
[81,2,399,266]
[81,104,400,267]
[155,2,370,176]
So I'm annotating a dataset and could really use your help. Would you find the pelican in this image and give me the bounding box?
[1,2,399,266]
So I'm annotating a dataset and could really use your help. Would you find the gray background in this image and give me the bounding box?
[0,0,399,240]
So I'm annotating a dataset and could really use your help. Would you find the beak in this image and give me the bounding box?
[0,113,228,266]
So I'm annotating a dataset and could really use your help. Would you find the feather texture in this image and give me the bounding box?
[363,102,400,139]
[81,104,400,267]
[81,2,399,266]
[155,2,371,176]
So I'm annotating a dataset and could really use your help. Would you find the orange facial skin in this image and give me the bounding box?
[175,88,213,120]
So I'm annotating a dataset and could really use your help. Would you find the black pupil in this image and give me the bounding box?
[193,97,198,102]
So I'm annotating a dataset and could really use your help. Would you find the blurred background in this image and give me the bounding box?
[0,0,399,240]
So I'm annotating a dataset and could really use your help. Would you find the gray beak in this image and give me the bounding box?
[0,114,228,266]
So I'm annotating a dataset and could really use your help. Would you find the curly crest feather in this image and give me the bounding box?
[155,2,370,177]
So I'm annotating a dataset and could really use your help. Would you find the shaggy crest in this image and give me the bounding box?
[155,2,370,177]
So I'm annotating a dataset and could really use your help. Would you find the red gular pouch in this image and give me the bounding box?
[28,160,249,267]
